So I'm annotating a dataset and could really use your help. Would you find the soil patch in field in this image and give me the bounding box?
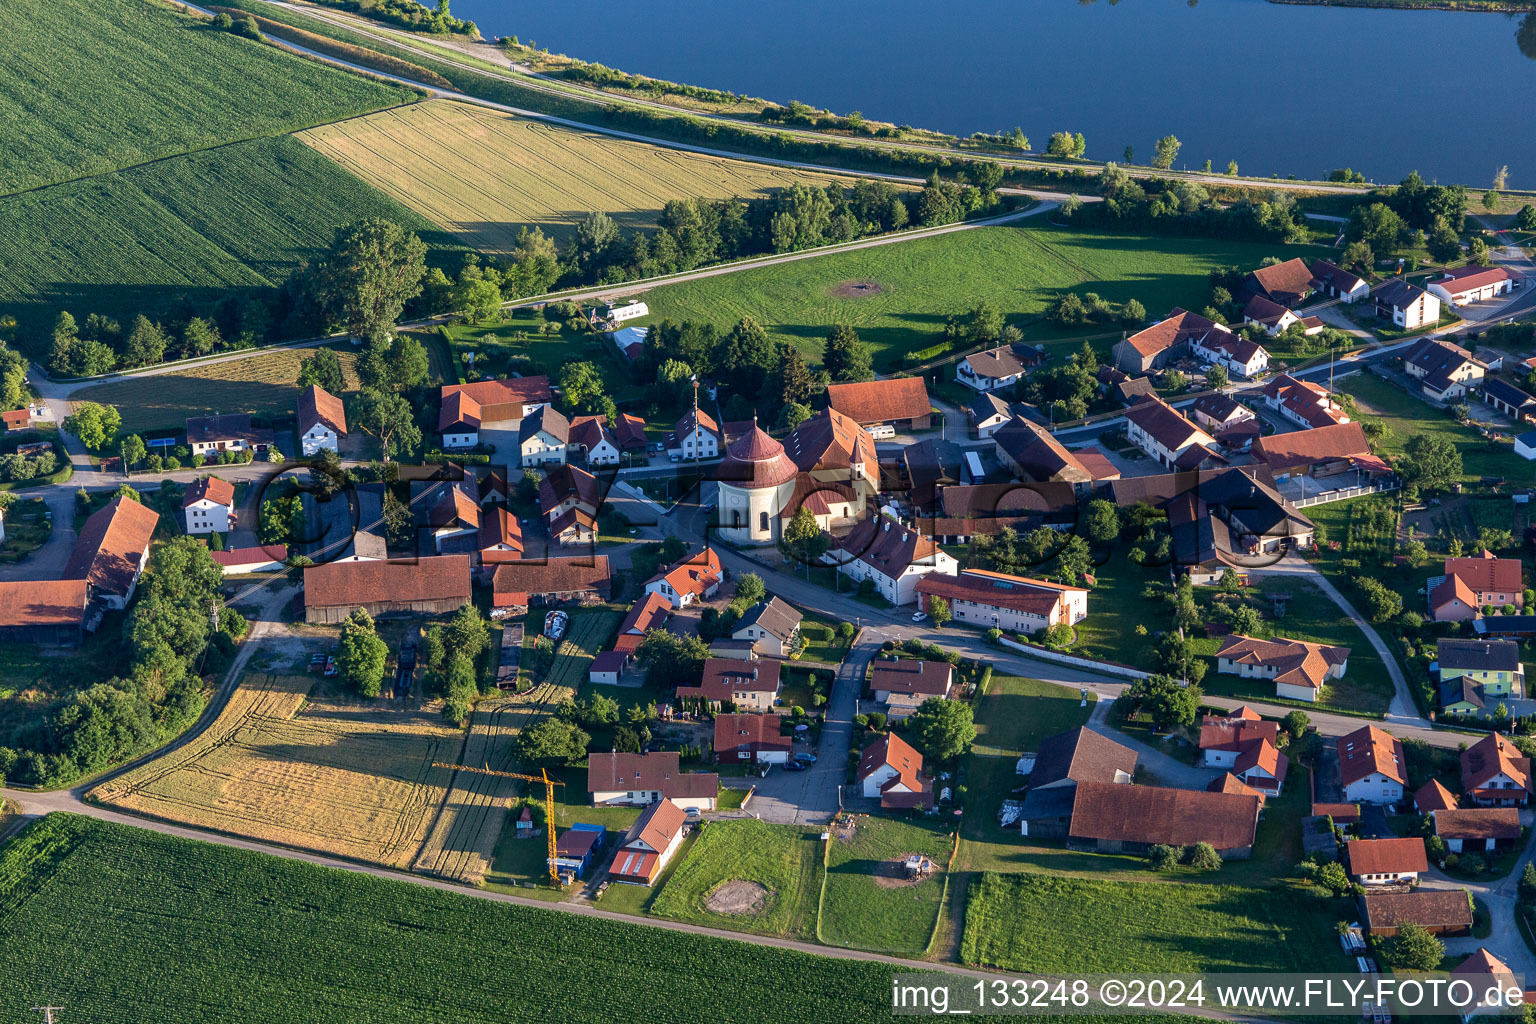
[872,855,929,890]
[828,279,884,299]
[706,880,770,915]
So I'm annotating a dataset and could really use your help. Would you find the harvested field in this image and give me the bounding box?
[706,880,770,915]
[89,673,460,868]
[73,343,363,436]
[298,100,852,250]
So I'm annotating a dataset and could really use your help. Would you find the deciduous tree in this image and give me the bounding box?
[906,697,976,761]
[337,608,388,697]
[310,218,428,345]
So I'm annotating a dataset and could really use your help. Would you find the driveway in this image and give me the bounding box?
[1087,701,1219,790]
[0,486,75,582]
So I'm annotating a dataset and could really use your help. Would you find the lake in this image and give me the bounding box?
[451,0,1536,187]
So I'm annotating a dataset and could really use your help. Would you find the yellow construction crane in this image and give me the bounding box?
[435,763,565,884]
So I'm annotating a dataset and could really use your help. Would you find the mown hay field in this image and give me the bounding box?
[0,814,916,1024]
[72,342,364,436]
[820,816,953,955]
[89,674,461,868]
[650,819,824,939]
[298,100,853,250]
[0,0,415,196]
[0,135,459,354]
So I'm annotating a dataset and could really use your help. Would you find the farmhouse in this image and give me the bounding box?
[568,415,621,466]
[713,713,791,765]
[1242,258,1315,307]
[0,579,89,646]
[1438,639,1523,704]
[477,507,524,565]
[1337,725,1406,805]
[1111,308,1232,374]
[587,751,719,811]
[826,377,932,431]
[1198,714,1278,769]
[991,416,1094,492]
[1063,782,1262,858]
[956,342,1044,392]
[1372,278,1441,332]
[729,597,802,657]
[608,800,687,886]
[1430,551,1523,621]
[644,547,722,609]
[1459,732,1530,807]
[186,413,274,458]
[1214,634,1350,703]
[297,384,347,456]
[666,406,722,461]
[1260,374,1350,430]
[1415,780,1459,814]
[181,476,235,535]
[1017,727,1137,837]
[1428,265,1519,307]
[539,465,601,522]
[1122,396,1219,469]
[869,659,955,721]
[1251,421,1388,487]
[1361,890,1473,938]
[1482,377,1536,422]
[1311,259,1370,303]
[1194,318,1272,376]
[437,376,552,447]
[821,515,958,606]
[915,568,1087,634]
[518,406,570,467]
[66,495,158,609]
[856,732,932,810]
[302,555,472,624]
[1404,338,1486,404]
[715,413,876,546]
[1344,837,1428,885]
[674,657,782,712]
[490,556,612,611]
[1433,807,1521,852]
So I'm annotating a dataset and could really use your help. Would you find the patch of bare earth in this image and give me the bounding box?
[829,280,884,299]
[873,855,927,890]
[706,880,770,915]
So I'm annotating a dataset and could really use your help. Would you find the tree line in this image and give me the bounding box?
[1060,163,1308,243]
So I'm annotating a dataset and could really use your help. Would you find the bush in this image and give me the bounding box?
[1459,853,1487,875]
[866,712,887,731]
[1186,842,1222,871]
[1147,844,1179,871]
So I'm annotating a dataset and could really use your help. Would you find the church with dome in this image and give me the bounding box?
[715,408,879,545]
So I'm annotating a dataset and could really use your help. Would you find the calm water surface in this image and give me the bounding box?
[458,0,1536,186]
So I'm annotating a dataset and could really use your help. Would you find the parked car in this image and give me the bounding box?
[323,655,338,678]
[793,752,816,764]
[308,654,326,673]
[785,760,807,772]
[648,442,665,453]
[911,611,928,622]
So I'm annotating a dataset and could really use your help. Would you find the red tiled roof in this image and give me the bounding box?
[828,516,945,581]
[1246,258,1315,303]
[1198,717,1279,753]
[717,425,799,489]
[781,408,877,478]
[618,592,671,635]
[1346,837,1428,877]
[676,658,782,703]
[65,495,159,597]
[1362,890,1472,932]
[1311,259,1366,295]
[629,799,686,855]
[1253,423,1373,474]
[478,507,523,555]
[611,412,648,450]
[1072,447,1121,482]
[1415,779,1459,812]
[211,544,288,567]
[1121,308,1228,359]
[438,377,551,430]
[1443,553,1522,594]
[0,579,88,628]
[1208,772,1266,802]
[182,475,235,509]
[568,415,616,454]
[491,557,611,605]
[298,384,347,436]
[1438,265,1517,293]
[1,409,30,429]
[1123,395,1213,453]
[438,390,479,432]
[870,659,955,698]
[305,555,472,609]
[1069,782,1261,851]
[1216,634,1350,694]
[916,568,1083,617]
[857,732,930,808]
[826,377,931,425]
[587,752,718,801]
[714,713,791,753]
[1434,807,1521,840]
[1337,725,1406,788]
[649,547,722,599]
[1460,732,1531,796]
[539,464,601,515]
[1312,802,1361,822]
[429,484,480,531]
[1430,573,1479,616]
[1233,738,1288,788]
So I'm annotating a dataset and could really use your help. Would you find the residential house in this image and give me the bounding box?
[297,384,347,456]
[1450,948,1520,1021]
[611,592,671,656]
[489,556,613,612]
[1430,551,1523,621]
[607,801,688,886]
[186,413,274,459]
[478,469,509,507]
[1242,257,1315,307]
[1311,259,1370,303]
[856,732,932,810]
[1361,890,1473,938]
[1438,639,1523,710]
[477,507,524,566]
[730,597,802,658]
[1122,396,1219,469]
[821,515,958,606]
[425,483,480,553]
[1017,727,1137,838]
[1215,634,1350,703]
[1252,422,1386,484]
[666,407,722,461]
[1198,714,1279,769]
[992,416,1095,493]
[827,378,932,431]
[1373,278,1442,332]
[1260,374,1351,429]
[1415,780,1459,814]
[1193,321,1272,377]
[1337,725,1406,805]
[713,713,791,765]
[549,507,596,547]
[66,495,158,609]
[303,555,472,624]
[1191,393,1256,434]
[0,579,89,646]
[1433,807,1522,853]
[437,377,552,448]
[869,659,955,722]
[610,412,649,454]
[968,393,1013,438]
[587,751,719,811]
[956,343,1044,392]
[1428,265,1519,307]
[1344,837,1428,885]
[1404,338,1487,404]
[915,568,1087,635]
[1482,377,1536,423]
[211,544,288,576]
[1459,732,1530,807]
[569,415,621,466]
[644,547,723,609]
[1111,308,1232,374]
[518,406,570,467]
[674,658,782,712]
[539,464,601,521]
[181,476,235,535]
[1441,675,1488,716]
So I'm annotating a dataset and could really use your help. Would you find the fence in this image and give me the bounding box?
[1293,478,1402,509]
[996,636,1149,680]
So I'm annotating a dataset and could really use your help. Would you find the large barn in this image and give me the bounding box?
[302,555,472,624]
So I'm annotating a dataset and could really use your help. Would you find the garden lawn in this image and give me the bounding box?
[961,872,1355,974]
[641,222,1328,372]
[442,311,648,411]
[1066,557,1166,672]
[649,818,823,939]
[1340,370,1510,482]
[820,817,953,955]
[0,814,903,1023]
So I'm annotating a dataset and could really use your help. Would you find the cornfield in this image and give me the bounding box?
[298,100,850,249]
[89,673,461,868]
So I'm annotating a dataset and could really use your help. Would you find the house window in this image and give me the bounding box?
[759,511,769,532]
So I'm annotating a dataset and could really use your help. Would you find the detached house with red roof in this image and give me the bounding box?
[915,568,1086,634]
[1345,837,1429,885]
[1434,807,1522,853]
[1260,374,1350,430]
[587,751,719,811]
[1460,732,1531,807]
[675,657,782,712]
[714,713,791,765]
[1122,395,1220,470]
[1430,551,1524,621]
[956,342,1046,393]
[1215,634,1351,703]
[67,494,159,609]
[644,547,722,609]
[1198,711,1288,794]
[870,659,955,721]
[1337,724,1407,805]
[826,377,932,431]
[1191,323,1271,379]
[438,376,552,448]
[182,476,235,535]
[608,800,688,886]
[857,732,932,810]
[822,514,958,606]
[298,384,347,456]
[1242,257,1315,308]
